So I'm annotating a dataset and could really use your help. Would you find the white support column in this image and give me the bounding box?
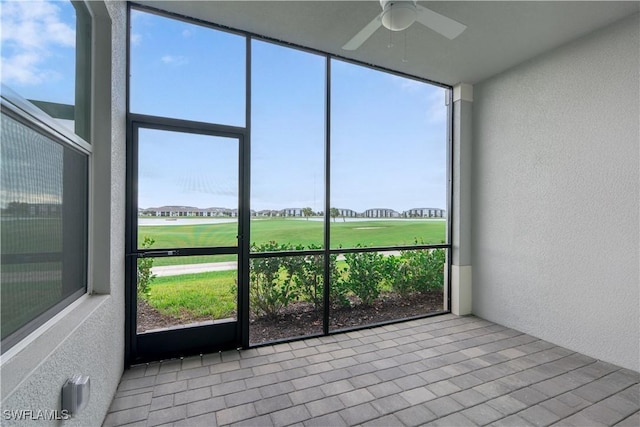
[451,83,473,315]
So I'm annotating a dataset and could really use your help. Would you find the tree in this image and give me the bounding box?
[302,207,313,220]
[330,207,340,222]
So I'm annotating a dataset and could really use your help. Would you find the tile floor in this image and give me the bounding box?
[104,314,639,426]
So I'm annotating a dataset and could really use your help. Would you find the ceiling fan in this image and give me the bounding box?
[342,0,467,51]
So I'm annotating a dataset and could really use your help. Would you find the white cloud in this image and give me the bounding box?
[161,55,188,66]
[0,0,75,86]
[130,33,142,47]
[1,52,61,85]
[182,29,192,38]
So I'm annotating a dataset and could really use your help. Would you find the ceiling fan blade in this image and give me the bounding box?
[342,14,383,50]
[415,4,466,40]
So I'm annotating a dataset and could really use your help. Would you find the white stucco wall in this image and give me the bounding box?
[0,2,127,425]
[471,14,639,372]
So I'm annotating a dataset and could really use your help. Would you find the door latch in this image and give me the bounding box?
[138,250,179,257]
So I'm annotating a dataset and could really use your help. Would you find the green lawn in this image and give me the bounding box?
[142,252,443,321]
[1,272,62,340]
[143,260,374,320]
[144,270,237,320]
[140,218,445,266]
[330,220,444,248]
[1,218,62,254]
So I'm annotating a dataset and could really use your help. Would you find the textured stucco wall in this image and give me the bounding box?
[472,14,639,371]
[0,2,127,425]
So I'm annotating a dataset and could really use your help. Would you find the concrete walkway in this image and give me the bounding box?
[104,314,639,426]
[153,262,237,277]
[152,251,404,277]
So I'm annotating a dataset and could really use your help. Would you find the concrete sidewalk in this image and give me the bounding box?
[152,262,238,277]
[151,251,405,277]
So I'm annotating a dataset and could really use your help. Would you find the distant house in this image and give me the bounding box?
[403,208,446,218]
[255,209,279,217]
[207,207,235,217]
[146,206,194,217]
[144,206,238,217]
[3,202,61,217]
[338,208,357,218]
[364,208,400,218]
[281,208,302,217]
[142,205,447,219]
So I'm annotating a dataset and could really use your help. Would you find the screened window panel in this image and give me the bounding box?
[0,113,88,351]
[130,9,246,126]
[330,59,448,249]
[250,40,325,251]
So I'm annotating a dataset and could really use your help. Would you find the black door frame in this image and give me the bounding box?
[125,113,249,364]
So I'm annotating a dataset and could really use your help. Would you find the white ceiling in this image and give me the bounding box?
[135,1,640,86]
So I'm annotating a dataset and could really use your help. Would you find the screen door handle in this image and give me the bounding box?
[138,250,179,257]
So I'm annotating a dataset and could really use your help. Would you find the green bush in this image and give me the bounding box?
[341,249,384,306]
[289,244,347,310]
[391,248,446,295]
[249,241,299,318]
[289,244,323,310]
[248,240,446,317]
[250,241,348,316]
[137,236,156,298]
[328,256,350,308]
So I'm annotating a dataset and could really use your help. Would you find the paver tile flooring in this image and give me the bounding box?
[105,315,639,426]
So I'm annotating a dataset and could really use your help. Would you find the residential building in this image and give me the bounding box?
[364,208,401,218]
[404,208,446,218]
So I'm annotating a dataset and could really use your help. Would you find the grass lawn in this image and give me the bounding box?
[140,218,445,266]
[138,219,446,319]
[1,218,62,254]
[1,273,62,340]
[144,262,332,320]
[143,252,444,320]
[330,220,444,248]
[144,270,237,320]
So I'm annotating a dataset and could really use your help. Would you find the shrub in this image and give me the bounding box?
[137,236,156,298]
[385,254,414,296]
[341,249,384,306]
[248,241,446,316]
[290,244,324,310]
[286,244,348,310]
[250,241,350,316]
[391,248,446,295]
[328,253,350,308]
[249,241,299,318]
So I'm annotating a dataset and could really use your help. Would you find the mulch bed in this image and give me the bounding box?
[137,299,187,333]
[137,291,444,342]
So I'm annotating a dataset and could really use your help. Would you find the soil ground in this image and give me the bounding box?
[137,291,445,343]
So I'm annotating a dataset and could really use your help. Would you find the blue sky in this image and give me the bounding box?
[1,1,448,213]
[1,0,76,207]
[0,0,76,103]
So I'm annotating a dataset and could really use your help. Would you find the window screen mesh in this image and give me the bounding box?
[1,113,87,348]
